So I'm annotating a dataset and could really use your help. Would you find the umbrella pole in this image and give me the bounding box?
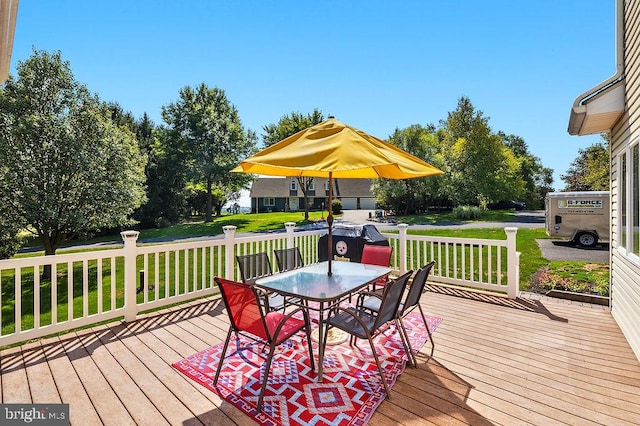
[327,173,333,276]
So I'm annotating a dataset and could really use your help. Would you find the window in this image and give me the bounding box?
[619,141,640,258]
[633,145,640,255]
[308,179,315,191]
[324,181,330,191]
[290,179,297,191]
[264,197,275,206]
[621,152,627,249]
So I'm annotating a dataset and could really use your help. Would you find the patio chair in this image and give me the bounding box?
[358,261,436,365]
[321,270,413,399]
[236,252,290,312]
[213,277,315,412]
[273,247,304,272]
[360,244,393,290]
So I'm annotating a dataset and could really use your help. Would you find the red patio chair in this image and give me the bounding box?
[360,244,393,290]
[213,277,315,412]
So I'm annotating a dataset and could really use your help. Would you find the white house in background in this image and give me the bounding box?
[568,0,639,361]
[249,177,376,213]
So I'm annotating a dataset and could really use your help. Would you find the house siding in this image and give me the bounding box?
[610,0,640,360]
[250,178,376,212]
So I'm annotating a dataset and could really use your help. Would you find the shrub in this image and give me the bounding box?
[453,205,484,220]
[331,199,342,215]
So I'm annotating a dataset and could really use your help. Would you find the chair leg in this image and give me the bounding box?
[395,318,417,368]
[256,341,278,413]
[366,335,392,399]
[418,305,435,357]
[213,329,234,385]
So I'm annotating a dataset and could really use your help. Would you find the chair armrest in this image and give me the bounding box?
[356,291,383,310]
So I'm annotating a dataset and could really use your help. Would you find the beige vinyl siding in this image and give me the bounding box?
[611,250,640,358]
[609,0,640,362]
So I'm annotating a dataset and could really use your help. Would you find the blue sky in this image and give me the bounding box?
[9,1,615,203]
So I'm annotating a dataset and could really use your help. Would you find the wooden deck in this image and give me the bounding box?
[2,286,640,426]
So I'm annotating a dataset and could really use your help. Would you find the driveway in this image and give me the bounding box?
[536,239,610,263]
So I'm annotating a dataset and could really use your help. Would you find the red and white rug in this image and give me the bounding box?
[173,312,442,426]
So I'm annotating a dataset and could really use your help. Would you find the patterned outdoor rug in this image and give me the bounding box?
[173,312,442,426]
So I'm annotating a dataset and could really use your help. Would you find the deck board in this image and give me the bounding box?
[1,288,640,425]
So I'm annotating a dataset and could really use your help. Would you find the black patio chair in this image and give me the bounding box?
[321,270,413,399]
[236,252,290,312]
[273,247,304,272]
[358,261,436,365]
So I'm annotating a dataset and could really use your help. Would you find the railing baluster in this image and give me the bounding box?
[67,261,73,321]
[83,259,89,317]
[52,264,57,325]
[34,267,40,330]
[14,267,21,333]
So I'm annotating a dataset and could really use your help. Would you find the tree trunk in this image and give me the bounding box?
[41,235,58,281]
[205,178,213,222]
[298,177,310,221]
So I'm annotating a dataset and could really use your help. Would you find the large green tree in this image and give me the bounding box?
[439,97,524,206]
[161,83,256,221]
[262,109,325,220]
[0,49,147,256]
[561,135,610,191]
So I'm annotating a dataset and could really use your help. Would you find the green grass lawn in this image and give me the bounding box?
[396,209,518,225]
[19,211,331,253]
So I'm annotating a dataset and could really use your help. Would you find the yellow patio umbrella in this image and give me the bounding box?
[232,117,443,275]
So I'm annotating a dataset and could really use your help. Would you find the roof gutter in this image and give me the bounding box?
[568,0,625,135]
[0,0,19,85]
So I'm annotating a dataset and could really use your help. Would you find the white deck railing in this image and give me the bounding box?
[0,222,519,346]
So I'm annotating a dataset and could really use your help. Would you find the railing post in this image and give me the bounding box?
[285,222,296,248]
[504,227,519,299]
[398,223,408,274]
[121,230,140,322]
[223,226,237,280]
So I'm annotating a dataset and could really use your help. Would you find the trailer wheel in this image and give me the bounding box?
[574,231,598,247]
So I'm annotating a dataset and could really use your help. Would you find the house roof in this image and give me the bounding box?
[0,0,18,85]
[568,0,624,136]
[250,177,374,198]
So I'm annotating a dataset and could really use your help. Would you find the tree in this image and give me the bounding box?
[561,135,610,191]
[161,84,255,222]
[438,97,524,206]
[372,124,445,214]
[133,116,189,228]
[499,132,554,209]
[262,109,325,220]
[0,49,147,257]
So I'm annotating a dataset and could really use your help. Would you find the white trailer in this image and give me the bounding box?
[545,191,610,247]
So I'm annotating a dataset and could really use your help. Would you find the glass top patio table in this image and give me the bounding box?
[254,260,391,302]
[255,260,391,380]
